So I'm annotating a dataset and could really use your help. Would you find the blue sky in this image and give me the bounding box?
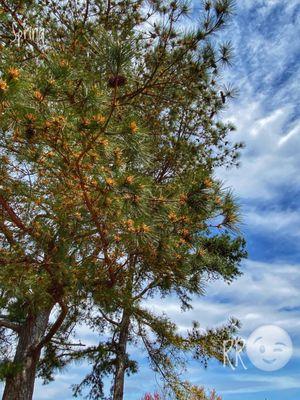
[3,1,300,399]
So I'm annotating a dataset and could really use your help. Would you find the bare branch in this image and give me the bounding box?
[0,318,21,333]
[35,301,68,352]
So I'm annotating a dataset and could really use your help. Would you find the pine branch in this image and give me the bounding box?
[0,317,21,333]
[35,301,68,353]
[0,194,31,234]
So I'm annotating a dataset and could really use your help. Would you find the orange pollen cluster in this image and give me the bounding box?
[0,79,8,91]
[181,228,190,237]
[139,223,151,233]
[59,59,69,67]
[113,234,120,242]
[215,196,222,205]
[124,219,151,234]
[92,114,106,124]
[105,177,116,186]
[198,248,206,257]
[8,67,20,80]
[25,113,37,122]
[45,116,66,128]
[82,118,90,126]
[179,194,188,204]
[130,121,138,133]
[125,175,134,184]
[125,219,135,232]
[34,90,44,101]
[204,178,213,188]
[168,212,177,222]
[98,138,109,147]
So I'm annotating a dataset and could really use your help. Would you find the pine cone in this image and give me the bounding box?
[25,125,36,141]
[108,75,127,88]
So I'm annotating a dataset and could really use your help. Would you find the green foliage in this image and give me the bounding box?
[0,359,23,382]
[0,0,246,397]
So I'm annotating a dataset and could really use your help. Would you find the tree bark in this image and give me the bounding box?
[2,309,51,400]
[112,312,130,400]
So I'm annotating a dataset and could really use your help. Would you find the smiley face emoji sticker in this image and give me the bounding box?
[247,325,293,371]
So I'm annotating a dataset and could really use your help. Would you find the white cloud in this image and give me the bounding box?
[245,207,300,237]
[278,125,300,146]
[223,374,300,394]
[218,99,300,200]
[145,259,300,340]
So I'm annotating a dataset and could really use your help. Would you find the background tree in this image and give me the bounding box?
[0,0,246,399]
[141,386,222,400]
[0,41,105,399]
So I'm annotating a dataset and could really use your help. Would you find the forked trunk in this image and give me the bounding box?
[2,309,51,400]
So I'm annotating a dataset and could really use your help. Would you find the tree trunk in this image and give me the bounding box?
[2,309,51,400]
[112,312,130,400]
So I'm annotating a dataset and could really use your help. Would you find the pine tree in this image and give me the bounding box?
[0,0,246,399]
